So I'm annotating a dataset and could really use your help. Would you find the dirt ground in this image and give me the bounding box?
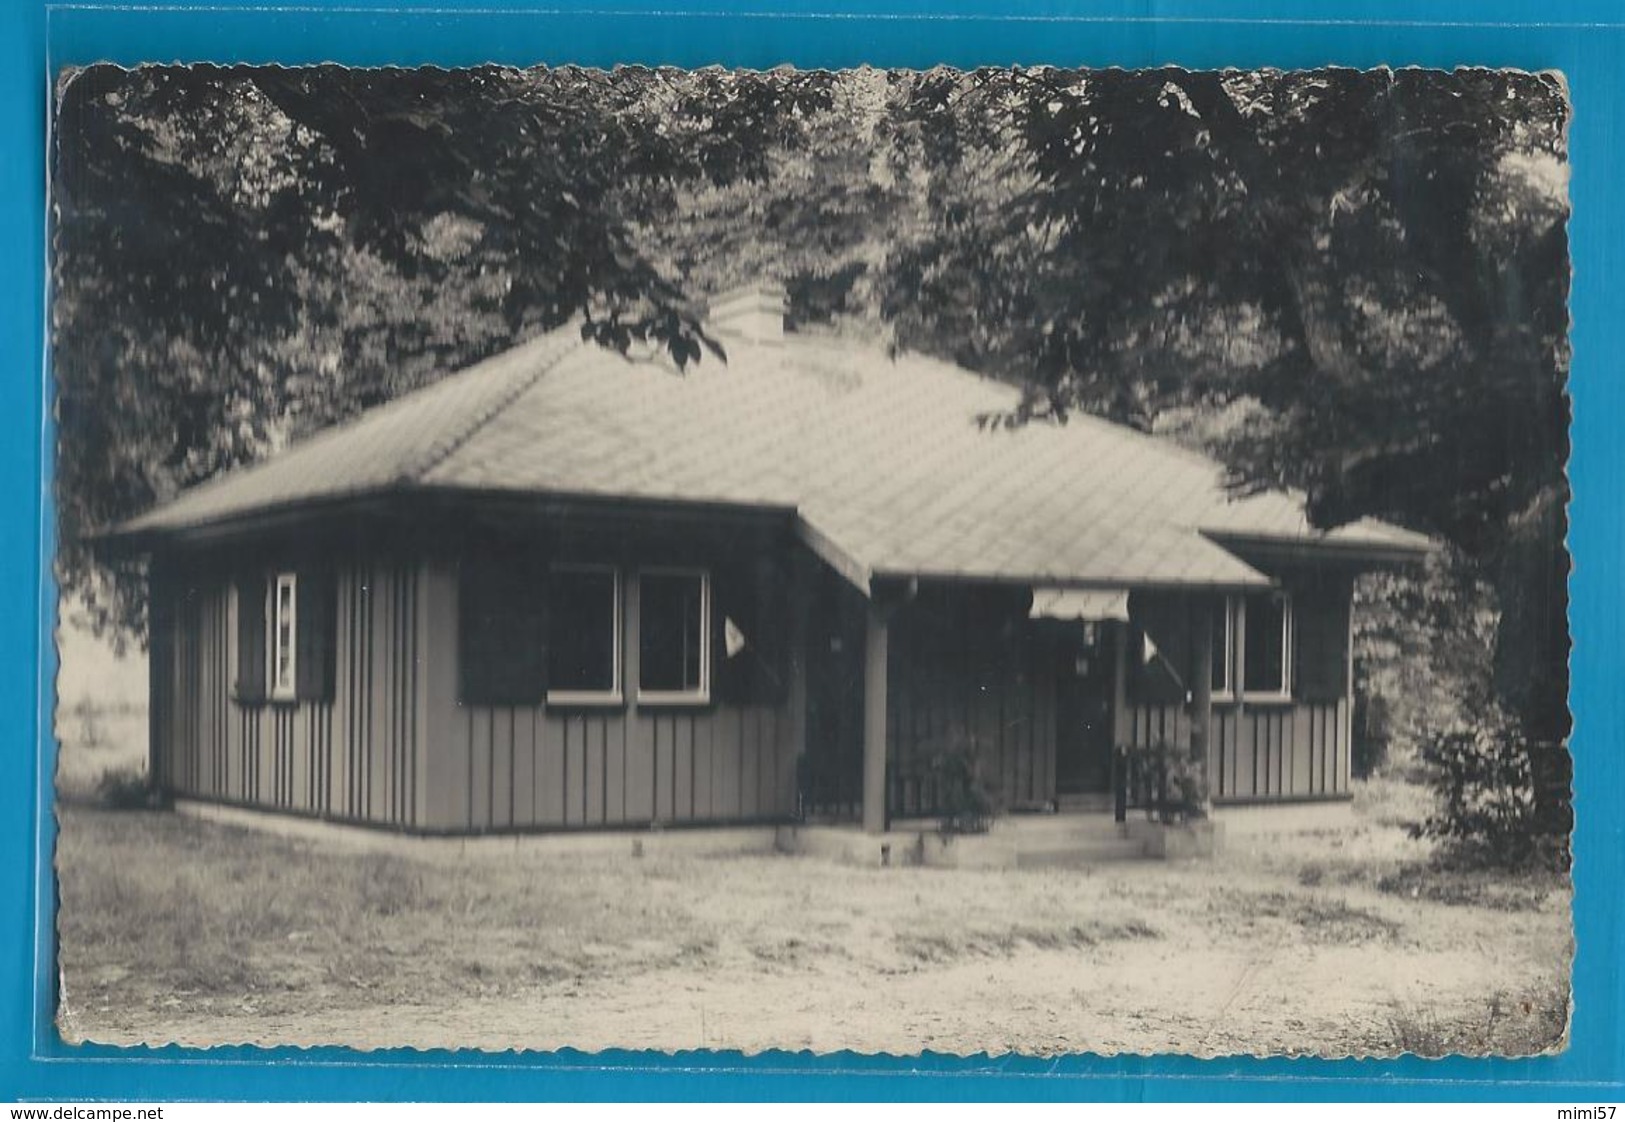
[55,784,1571,1058]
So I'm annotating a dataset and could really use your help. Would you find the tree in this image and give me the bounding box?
[52,63,837,638]
[887,66,1571,845]
[54,65,1571,847]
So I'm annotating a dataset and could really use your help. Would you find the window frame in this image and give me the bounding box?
[1240,590,1294,702]
[636,566,712,707]
[544,563,624,707]
[269,570,298,703]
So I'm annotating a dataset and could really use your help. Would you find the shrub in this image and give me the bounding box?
[1351,690,1392,779]
[95,766,160,810]
[1414,700,1561,867]
[1123,740,1208,823]
[73,698,104,752]
[923,739,999,835]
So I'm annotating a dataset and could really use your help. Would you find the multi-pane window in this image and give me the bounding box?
[545,565,621,703]
[639,569,711,703]
[270,572,298,700]
[1205,592,1294,700]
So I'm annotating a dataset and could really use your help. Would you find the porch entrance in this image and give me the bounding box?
[1053,621,1117,798]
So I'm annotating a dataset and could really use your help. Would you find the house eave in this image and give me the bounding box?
[95,485,801,557]
[1199,529,1435,570]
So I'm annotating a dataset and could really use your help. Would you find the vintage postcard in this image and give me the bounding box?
[50,63,1572,1057]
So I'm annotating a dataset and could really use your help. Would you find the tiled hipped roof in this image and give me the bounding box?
[113,323,1431,591]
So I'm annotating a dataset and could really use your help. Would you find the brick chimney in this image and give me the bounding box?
[707,281,788,347]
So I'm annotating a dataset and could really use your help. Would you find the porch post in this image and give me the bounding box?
[862,598,890,835]
[1110,619,1131,748]
[1190,596,1214,774]
[786,551,812,815]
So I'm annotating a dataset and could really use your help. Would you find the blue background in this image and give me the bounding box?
[5,0,1623,1101]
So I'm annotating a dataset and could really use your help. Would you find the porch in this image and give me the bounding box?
[794,556,1357,839]
[777,809,1223,869]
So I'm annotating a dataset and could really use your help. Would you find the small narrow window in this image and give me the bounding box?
[270,571,298,701]
[546,565,621,704]
[1243,591,1292,698]
[639,569,710,704]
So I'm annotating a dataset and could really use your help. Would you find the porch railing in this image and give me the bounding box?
[1111,743,1208,824]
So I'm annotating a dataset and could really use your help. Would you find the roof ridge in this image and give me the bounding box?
[393,328,583,485]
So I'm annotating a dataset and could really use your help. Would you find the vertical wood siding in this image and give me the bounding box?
[412,558,797,832]
[151,562,424,828]
[1128,698,1352,800]
[428,700,795,831]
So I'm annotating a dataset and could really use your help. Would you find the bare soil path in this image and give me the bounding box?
[56,802,1570,1057]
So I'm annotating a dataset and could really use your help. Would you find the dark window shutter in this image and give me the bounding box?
[459,555,548,706]
[1127,592,1191,705]
[713,559,789,707]
[1294,580,1352,703]
[234,573,268,703]
[295,568,337,702]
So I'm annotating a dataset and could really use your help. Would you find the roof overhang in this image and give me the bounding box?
[95,486,800,558]
[795,513,1275,600]
[1200,529,1435,571]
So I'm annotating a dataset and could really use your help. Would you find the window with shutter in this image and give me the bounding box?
[545,564,621,705]
[712,561,789,706]
[233,573,268,704]
[295,568,337,702]
[1293,583,1351,703]
[1127,592,1190,705]
[459,555,550,707]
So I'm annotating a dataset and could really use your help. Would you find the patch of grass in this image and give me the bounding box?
[353,854,424,917]
[56,805,714,1021]
[1245,890,1403,944]
[1388,981,1570,1056]
[894,919,1159,963]
[1376,862,1560,913]
[1353,772,1435,832]
[748,935,843,966]
[56,801,1574,1055]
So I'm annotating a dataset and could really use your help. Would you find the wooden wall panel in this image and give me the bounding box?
[672,717,695,821]
[366,565,390,823]
[158,549,838,834]
[468,707,492,830]
[692,715,716,819]
[713,710,742,819]
[154,561,411,829]
[418,560,462,829]
[1125,698,1350,803]
[534,717,567,826]
[621,710,652,824]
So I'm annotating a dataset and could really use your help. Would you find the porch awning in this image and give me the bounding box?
[1029,587,1130,622]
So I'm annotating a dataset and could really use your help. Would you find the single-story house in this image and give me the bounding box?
[100,284,1431,838]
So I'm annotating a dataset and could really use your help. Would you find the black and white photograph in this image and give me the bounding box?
[50,63,1572,1057]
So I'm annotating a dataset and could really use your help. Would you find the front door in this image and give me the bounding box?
[1053,622,1116,795]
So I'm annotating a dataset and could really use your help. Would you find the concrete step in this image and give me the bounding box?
[994,817,1132,843]
[1013,838,1150,868]
[1053,793,1116,813]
